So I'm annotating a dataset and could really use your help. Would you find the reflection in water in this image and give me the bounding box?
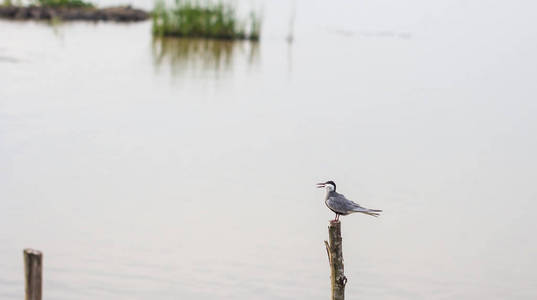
[0,55,18,63]
[0,45,17,63]
[151,37,259,76]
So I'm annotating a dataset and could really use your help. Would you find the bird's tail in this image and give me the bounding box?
[357,208,382,217]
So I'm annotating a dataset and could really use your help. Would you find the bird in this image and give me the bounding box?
[317,180,382,221]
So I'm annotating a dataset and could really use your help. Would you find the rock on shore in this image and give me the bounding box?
[0,5,149,22]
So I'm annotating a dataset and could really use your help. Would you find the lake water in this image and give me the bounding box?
[1,0,537,299]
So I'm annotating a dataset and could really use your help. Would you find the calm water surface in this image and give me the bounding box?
[1,1,537,299]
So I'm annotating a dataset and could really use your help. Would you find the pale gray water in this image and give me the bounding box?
[1,0,537,299]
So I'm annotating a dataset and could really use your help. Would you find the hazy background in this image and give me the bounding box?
[1,0,536,299]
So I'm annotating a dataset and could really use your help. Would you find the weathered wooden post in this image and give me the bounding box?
[23,249,42,300]
[324,220,346,300]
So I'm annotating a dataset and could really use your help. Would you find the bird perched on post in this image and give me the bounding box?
[317,181,382,221]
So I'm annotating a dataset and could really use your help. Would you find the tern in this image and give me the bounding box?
[317,181,382,221]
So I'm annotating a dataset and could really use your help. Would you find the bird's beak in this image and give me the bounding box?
[316,182,325,188]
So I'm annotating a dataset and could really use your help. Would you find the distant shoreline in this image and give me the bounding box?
[0,5,149,22]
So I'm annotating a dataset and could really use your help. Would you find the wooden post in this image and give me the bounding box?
[324,220,346,300]
[23,249,42,300]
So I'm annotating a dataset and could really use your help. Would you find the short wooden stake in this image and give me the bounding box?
[23,249,42,300]
[325,220,346,300]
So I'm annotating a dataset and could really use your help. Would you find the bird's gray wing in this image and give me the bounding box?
[326,193,356,214]
[330,193,382,217]
[339,193,361,206]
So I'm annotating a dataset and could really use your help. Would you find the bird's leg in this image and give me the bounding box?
[333,213,338,222]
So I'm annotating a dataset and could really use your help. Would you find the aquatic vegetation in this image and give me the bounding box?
[152,0,261,41]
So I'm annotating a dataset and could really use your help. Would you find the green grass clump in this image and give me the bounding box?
[35,0,94,8]
[152,0,261,41]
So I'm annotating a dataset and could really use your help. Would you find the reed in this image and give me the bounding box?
[152,0,260,41]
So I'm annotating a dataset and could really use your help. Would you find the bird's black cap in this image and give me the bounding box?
[325,180,336,190]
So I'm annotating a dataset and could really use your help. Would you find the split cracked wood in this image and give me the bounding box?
[325,220,346,300]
